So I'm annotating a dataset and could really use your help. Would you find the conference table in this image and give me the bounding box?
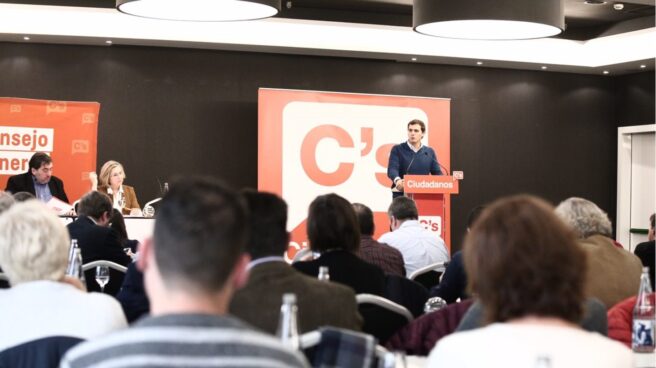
[60,216,155,245]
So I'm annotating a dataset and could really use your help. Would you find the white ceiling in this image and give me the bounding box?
[0,3,654,75]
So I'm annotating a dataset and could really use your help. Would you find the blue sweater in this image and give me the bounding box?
[387,142,442,189]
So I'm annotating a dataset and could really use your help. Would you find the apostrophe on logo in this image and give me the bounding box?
[72,140,89,154]
[82,113,95,124]
[419,216,442,237]
[9,105,21,113]
[46,101,67,114]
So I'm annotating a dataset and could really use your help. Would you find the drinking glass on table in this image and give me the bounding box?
[95,265,110,293]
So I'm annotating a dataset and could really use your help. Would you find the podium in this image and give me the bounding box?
[403,175,459,249]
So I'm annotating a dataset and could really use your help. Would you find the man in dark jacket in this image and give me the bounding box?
[67,191,131,295]
[5,152,68,203]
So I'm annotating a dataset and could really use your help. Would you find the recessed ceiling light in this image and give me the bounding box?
[105,40,113,45]
[584,0,606,5]
[541,66,548,70]
[23,36,30,41]
[411,57,417,62]
[476,61,483,65]
[603,70,609,74]
[640,65,646,69]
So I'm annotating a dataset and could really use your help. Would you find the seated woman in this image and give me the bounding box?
[93,160,141,215]
[427,195,632,368]
[0,200,126,351]
[293,193,385,296]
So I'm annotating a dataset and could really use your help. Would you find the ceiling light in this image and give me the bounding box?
[413,0,564,40]
[411,57,417,61]
[105,40,113,44]
[116,0,281,22]
[603,70,609,74]
[613,3,624,10]
[23,36,30,40]
[476,61,483,65]
[541,66,548,70]
[640,64,646,69]
[584,1,606,4]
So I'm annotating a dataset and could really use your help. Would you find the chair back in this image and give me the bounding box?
[383,274,428,318]
[0,336,83,368]
[0,273,9,289]
[357,294,413,344]
[82,260,128,296]
[408,261,448,289]
[300,327,391,368]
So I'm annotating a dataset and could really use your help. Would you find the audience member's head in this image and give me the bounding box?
[388,196,419,230]
[555,197,612,238]
[464,195,586,325]
[307,193,360,253]
[649,213,655,241]
[241,190,289,260]
[0,191,15,214]
[12,191,35,202]
[352,203,375,236]
[466,205,486,231]
[77,191,113,225]
[143,176,249,297]
[109,208,128,244]
[0,201,70,285]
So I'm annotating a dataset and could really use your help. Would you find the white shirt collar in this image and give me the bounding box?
[406,141,423,152]
[247,256,286,270]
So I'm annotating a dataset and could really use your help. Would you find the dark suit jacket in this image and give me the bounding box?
[5,172,69,203]
[67,216,132,295]
[428,251,469,303]
[230,261,362,334]
[116,262,150,323]
[293,250,386,296]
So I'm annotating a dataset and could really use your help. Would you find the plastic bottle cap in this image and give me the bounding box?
[282,293,296,304]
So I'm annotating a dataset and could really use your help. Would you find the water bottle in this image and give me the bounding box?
[276,293,300,349]
[66,248,85,282]
[318,266,330,281]
[633,267,655,353]
[65,239,78,275]
[163,182,169,195]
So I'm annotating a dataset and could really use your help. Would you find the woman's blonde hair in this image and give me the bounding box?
[98,160,125,189]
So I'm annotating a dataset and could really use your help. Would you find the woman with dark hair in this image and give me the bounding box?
[293,193,385,295]
[427,195,632,368]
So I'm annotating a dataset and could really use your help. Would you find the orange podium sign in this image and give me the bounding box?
[403,175,460,248]
[403,175,459,194]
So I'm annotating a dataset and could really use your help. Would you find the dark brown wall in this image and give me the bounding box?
[1,42,653,250]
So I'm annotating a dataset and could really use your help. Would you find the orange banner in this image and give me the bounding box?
[258,89,451,260]
[0,97,99,202]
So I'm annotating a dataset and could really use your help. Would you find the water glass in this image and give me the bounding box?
[95,265,110,293]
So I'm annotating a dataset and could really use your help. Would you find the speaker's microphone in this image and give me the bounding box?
[424,151,449,175]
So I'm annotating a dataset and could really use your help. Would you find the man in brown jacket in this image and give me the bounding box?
[556,197,642,309]
[230,190,362,334]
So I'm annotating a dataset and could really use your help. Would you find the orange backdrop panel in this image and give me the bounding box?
[258,89,450,260]
[0,97,99,202]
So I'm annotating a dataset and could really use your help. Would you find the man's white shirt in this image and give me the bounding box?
[378,220,449,277]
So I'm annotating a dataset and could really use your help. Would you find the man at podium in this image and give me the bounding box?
[387,119,442,198]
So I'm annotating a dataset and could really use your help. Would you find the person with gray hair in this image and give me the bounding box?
[0,200,126,351]
[555,197,642,309]
[0,190,15,214]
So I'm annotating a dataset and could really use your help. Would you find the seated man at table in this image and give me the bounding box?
[230,190,362,334]
[61,177,308,368]
[379,196,449,277]
[4,152,69,203]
